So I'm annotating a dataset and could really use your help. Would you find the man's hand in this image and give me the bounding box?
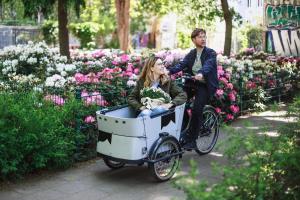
[194,73,203,81]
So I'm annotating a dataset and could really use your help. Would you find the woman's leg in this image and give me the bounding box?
[150,106,168,117]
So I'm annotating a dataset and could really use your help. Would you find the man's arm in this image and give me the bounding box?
[168,53,190,75]
[198,49,217,76]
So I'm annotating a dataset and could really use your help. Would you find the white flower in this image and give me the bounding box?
[11,59,18,67]
[21,52,29,60]
[47,67,54,72]
[60,71,67,77]
[27,57,37,64]
[45,74,66,88]
[56,63,65,72]
[41,57,49,63]
[127,80,136,87]
[129,74,138,80]
[64,64,76,72]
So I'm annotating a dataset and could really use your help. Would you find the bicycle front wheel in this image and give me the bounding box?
[195,106,220,155]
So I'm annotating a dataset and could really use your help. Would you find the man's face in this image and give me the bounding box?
[192,32,206,48]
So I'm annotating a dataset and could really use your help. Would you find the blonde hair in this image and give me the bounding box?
[139,56,169,87]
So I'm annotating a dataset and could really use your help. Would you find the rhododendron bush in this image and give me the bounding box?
[1,42,299,123]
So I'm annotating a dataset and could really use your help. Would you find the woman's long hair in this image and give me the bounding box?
[139,56,169,87]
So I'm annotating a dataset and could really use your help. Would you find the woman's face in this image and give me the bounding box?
[151,59,165,76]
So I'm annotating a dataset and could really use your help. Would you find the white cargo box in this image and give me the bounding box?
[96,104,185,160]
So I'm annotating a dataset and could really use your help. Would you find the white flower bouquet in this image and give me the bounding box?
[140,87,171,110]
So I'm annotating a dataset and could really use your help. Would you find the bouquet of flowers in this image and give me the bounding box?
[140,87,171,109]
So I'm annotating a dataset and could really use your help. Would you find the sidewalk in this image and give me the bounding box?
[0,107,294,200]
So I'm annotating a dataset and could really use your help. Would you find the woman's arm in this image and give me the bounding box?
[127,80,143,110]
[169,81,187,106]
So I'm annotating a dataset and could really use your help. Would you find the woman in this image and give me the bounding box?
[128,56,187,117]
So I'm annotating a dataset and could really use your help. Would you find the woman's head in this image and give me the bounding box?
[139,56,169,87]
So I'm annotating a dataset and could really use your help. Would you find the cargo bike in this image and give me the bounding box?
[96,77,220,181]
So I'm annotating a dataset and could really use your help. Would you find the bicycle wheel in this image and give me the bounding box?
[103,158,125,169]
[149,137,181,182]
[195,106,220,155]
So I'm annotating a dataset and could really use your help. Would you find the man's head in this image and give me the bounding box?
[191,28,207,48]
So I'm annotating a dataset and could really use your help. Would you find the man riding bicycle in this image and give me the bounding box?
[167,28,219,150]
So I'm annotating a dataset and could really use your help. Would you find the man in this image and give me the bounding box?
[167,28,218,149]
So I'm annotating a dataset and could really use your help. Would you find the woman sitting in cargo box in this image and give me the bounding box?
[128,56,187,117]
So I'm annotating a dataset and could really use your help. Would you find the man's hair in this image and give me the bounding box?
[191,28,206,39]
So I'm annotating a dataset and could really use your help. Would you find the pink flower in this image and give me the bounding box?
[120,54,130,63]
[230,105,240,113]
[102,67,113,74]
[215,107,222,114]
[85,97,93,105]
[74,73,85,84]
[246,81,256,89]
[97,99,108,106]
[226,114,234,121]
[91,50,105,58]
[54,98,65,106]
[164,54,174,64]
[217,65,223,71]
[226,83,234,90]
[112,67,122,73]
[81,91,89,97]
[84,116,96,124]
[225,73,231,80]
[126,63,134,72]
[228,92,236,101]
[44,95,65,106]
[219,77,228,84]
[123,71,133,77]
[217,69,224,78]
[86,73,99,83]
[216,89,224,97]
[112,60,119,65]
[134,68,139,74]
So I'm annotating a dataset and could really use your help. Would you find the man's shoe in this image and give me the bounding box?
[182,140,197,150]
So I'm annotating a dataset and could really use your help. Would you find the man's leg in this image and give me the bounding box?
[183,86,195,101]
[189,84,209,140]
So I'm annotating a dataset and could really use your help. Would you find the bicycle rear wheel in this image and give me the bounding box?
[195,106,220,155]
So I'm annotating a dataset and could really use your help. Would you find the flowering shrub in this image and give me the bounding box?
[0,41,69,86]
[1,42,299,123]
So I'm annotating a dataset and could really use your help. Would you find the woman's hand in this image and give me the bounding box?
[161,103,174,109]
[139,106,146,111]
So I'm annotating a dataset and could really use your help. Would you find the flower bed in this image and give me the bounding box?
[1,43,299,123]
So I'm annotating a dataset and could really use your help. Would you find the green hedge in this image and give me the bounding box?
[0,92,83,179]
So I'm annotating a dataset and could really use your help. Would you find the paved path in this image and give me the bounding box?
[0,107,294,200]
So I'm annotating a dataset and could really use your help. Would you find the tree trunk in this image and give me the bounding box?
[115,0,130,51]
[221,0,233,56]
[0,0,3,21]
[58,0,70,59]
[149,16,159,48]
